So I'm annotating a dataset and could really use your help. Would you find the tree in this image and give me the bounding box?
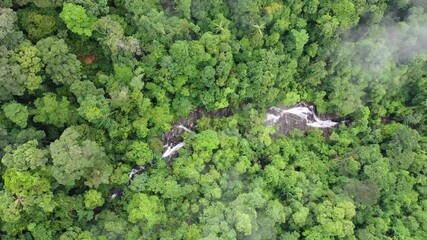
[0,168,55,235]
[226,0,262,36]
[69,80,115,128]
[59,228,96,240]
[3,168,55,212]
[53,193,94,230]
[14,0,62,8]
[175,0,191,19]
[27,222,54,240]
[36,37,82,85]
[0,7,23,49]
[12,40,44,91]
[304,199,356,239]
[344,180,380,206]
[331,0,359,29]
[0,46,26,101]
[49,127,112,187]
[126,193,165,227]
[125,1,193,45]
[18,8,57,41]
[0,0,12,7]
[192,129,220,152]
[76,94,111,126]
[65,0,109,17]
[33,93,76,127]
[69,80,105,102]
[291,29,309,54]
[95,15,140,56]
[84,190,104,210]
[125,141,153,165]
[292,206,310,227]
[1,140,48,171]
[10,128,46,145]
[93,210,129,239]
[2,101,28,128]
[218,189,275,238]
[60,3,96,37]
[0,191,21,224]
[0,8,26,101]
[199,202,237,239]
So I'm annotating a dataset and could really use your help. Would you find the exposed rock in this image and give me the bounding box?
[110,188,124,199]
[266,102,339,135]
[128,165,145,182]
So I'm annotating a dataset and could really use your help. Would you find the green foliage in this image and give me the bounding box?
[70,80,104,102]
[33,93,75,127]
[0,9,25,100]
[2,101,28,128]
[14,0,62,8]
[0,0,12,8]
[84,190,104,209]
[305,200,356,238]
[3,168,55,212]
[1,0,427,239]
[192,129,220,152]
[12,40,43,90]
[331,0,359,29]
[344,180,380,206]
[65,0,109,17]
[284,91,301,106]
[60,3,96,37]
[113,63,133,82]
[0,168,55,235]
[69,80,115,128]
[126,193,165,226]
[291,29,309,53]
[0,7,23,49]
[36,37,82,85]
[49,127,112,187]
[0,46,26,101]
[125,141,153,165]
[77,94,111,125]
[59,227,96,240]
[94,15,140,57]
[18,8,57,41]
[2,140,48,171]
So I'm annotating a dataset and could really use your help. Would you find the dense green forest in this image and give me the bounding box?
[0,0,426,239]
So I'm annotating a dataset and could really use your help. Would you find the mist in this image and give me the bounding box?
[348,4,427,77]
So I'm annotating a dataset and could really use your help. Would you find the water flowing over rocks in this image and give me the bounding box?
[266,102,338,135]
[162,142,186,159]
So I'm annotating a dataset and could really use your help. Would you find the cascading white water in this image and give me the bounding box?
[266,104,338,128]
[177,125,192,132]
[162,142,186,158]
[128,166,145,181]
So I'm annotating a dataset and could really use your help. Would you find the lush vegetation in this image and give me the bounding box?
[0,0,426,239]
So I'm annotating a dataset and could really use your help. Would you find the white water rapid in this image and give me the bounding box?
[266,104,338,128]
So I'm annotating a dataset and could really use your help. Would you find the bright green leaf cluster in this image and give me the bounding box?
[60,3,96,37]
[2,102,28,128]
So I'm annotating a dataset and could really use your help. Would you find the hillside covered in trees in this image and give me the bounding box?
[0,0,426,239]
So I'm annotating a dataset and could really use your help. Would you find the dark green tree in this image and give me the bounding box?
[49,127,112,187]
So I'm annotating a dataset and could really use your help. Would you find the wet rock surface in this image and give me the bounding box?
[266,102,339,135]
